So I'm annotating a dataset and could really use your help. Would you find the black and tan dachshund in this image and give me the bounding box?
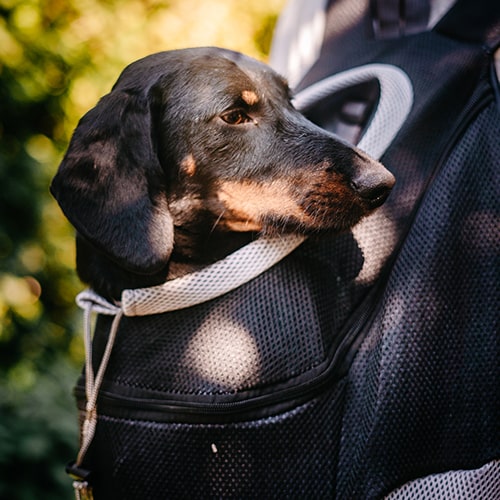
[51,47,395,300]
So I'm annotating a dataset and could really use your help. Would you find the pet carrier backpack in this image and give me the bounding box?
[67,0,499,498]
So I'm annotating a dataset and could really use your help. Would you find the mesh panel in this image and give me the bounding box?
[337,101,500,499]
[385,460,500,500]
[87,386,345,499]
[91,240,341,396]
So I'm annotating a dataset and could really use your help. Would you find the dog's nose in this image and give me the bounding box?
[350,167,396,209]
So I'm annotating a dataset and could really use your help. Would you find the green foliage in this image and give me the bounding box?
[0,360,79,499]
[0,0,284,497]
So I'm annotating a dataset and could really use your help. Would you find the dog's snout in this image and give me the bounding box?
[350,164,396,209]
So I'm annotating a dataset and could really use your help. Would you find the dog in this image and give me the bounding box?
[51,47,395,301]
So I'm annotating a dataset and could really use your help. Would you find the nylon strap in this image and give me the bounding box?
[370,0,430,39]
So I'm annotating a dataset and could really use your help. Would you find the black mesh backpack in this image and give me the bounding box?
[67,0,499,498]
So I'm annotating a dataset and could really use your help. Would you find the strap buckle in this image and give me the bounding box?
[66,461,94,500]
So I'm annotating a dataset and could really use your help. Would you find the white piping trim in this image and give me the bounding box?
[76,235,306,317]
[120,234,306,316]
[293,64,414,159]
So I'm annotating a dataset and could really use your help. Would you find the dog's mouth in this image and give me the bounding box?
[214,176,387,236]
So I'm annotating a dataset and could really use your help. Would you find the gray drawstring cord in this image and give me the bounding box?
[69,291,122,500]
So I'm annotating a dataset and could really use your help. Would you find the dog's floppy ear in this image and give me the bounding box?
[50,83,173,274]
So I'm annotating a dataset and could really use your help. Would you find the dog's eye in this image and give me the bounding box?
[220,109,252,125]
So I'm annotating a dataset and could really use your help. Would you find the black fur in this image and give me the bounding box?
[51,47,395,300]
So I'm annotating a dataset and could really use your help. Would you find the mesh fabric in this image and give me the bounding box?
[87,386,345,499]
[337,100,500,499]
[90,238,342,397]
[385,460,500,500]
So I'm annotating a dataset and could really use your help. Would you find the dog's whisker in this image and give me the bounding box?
[211,210,226,233]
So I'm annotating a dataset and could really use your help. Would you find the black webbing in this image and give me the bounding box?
[370,0,430,39]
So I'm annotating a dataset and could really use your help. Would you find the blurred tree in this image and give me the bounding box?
[0,0,284,497]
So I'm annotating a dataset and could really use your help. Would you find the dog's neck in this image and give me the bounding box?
[75,229,258,301]
[168,226,258,273]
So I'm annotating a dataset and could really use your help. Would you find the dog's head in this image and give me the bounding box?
[51,48,394,296]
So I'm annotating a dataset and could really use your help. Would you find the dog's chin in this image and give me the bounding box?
[258,212,367,238]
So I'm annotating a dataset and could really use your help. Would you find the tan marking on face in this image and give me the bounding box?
[223,218,263,232]
[215,169,368,234]
[180,154,197,177]
[241,90,259,106]
[216,179,304,231]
